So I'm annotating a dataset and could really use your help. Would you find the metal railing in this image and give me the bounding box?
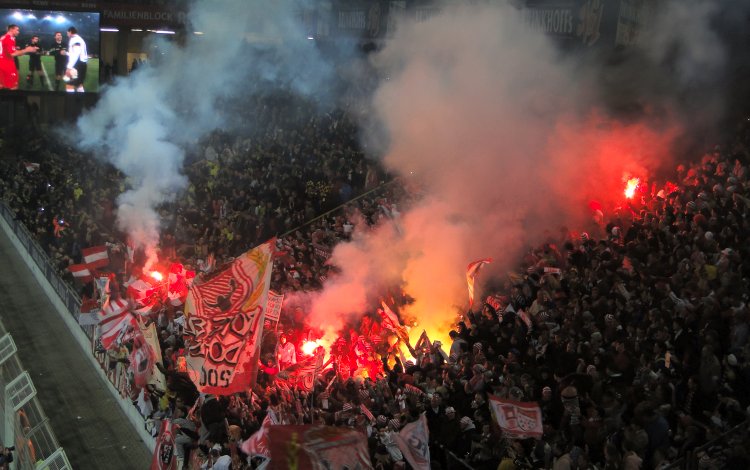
[0,326,71,470]
[0,201,153,438]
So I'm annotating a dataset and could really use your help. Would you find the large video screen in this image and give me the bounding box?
[0,9,100,93]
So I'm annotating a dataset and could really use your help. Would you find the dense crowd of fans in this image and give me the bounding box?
[1,98,750,469]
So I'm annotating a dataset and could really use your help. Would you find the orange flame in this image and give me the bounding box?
[150,271,163,281]
[624,177,640,199]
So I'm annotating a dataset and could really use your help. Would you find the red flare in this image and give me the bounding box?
[624,177,640,199]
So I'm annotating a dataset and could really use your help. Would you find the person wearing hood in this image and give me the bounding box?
[454,415,478,459]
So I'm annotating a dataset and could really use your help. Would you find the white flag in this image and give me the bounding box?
[394,413,430,470]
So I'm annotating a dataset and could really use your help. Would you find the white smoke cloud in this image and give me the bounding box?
[73,0,333,259]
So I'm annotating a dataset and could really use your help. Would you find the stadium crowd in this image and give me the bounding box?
[1,98,750,469]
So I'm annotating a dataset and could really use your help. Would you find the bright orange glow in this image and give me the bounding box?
[150,271,163,281]
[624,177,640,199]
[301,340,319,356]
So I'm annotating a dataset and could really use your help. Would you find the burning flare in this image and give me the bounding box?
[624,177,640,199]
[301,340,320,356]
[150,271,164,282]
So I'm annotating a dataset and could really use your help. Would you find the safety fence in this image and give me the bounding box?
[0,201,155,453]
[0,323,71,470]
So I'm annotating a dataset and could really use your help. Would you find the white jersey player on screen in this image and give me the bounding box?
[65,26,88,92]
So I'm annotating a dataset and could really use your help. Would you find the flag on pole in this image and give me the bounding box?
[150,419,177,470]
[415,330,432,351]
[82,245,110,269]
[23,162,40,173]
[467,258,492,307]
[394,413,430,470]
[68,264,93,284]
[488,395,544,439]
[265,290,283,323]
[378,300,409,342]
[183,239,274,395]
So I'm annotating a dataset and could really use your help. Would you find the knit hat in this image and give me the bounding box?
[460,416,475,430]
[376,415,388,426]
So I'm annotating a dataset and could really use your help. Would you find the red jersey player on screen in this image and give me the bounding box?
[0,24,39,90]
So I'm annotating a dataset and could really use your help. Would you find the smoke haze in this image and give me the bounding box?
[73,0,333,260]
[307,0,737,342]
[67,0,747,341]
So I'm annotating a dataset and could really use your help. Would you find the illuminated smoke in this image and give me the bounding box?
[307,0,733,342]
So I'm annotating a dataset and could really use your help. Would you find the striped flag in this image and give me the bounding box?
[98,298,135,350]
[68,263,93,283]
[360,404,374,422]
[82,245,110,269]
[466,258,492,307]
[404,383,425,397]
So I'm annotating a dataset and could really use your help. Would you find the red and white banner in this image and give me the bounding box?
[467,258,492,307]
[485,294,507,312]
[98,298,136,350]
[82,245,110,269]
[241,411,278,458]
[268,425,372,470]
[265,290,283,323]
[394,413,430,470]
[183,240,274,395]
[150,419,177,470]
[68,263,93,283]
[127,278,154,304]
[167,262,194,307]
[488,396,544,439]
[78,298,100,326]
[130,332,156,390]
